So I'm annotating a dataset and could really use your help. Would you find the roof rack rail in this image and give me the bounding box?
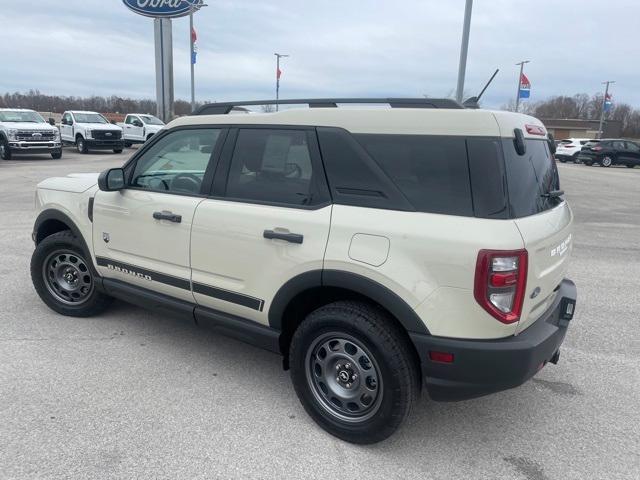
[193,97,464,115]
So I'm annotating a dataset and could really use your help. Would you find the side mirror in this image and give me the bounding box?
[48,118,56,126]
[98,168,125,191]
[134,120,143,127]
[513,128,527,156]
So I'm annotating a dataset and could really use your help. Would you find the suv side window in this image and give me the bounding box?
[224,129,319,206]
[625,142,640,152]
[613,141,625,150]
[355,134,473,216]
[131,128,222,195]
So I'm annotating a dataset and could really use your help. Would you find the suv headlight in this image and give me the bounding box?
[7,129,17,140]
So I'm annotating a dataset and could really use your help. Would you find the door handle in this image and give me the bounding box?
[153,210,182,223]
[263,229,303,244]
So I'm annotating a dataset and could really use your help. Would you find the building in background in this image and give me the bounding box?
[540,118,622,140]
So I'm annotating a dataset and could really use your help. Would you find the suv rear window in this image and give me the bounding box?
[355,134,473,216]
[502,138,562,217]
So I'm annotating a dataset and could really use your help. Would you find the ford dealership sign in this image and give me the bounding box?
[122,0,203,18]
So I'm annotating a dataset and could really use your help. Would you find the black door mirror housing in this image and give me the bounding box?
[48,118,56,126]
[547,132,557,155]
[134,120,143,127]
[98,168,126,191]
[513,128,527,156]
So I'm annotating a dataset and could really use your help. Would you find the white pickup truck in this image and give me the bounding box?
[60,111,124,154]
[119,113,165,147]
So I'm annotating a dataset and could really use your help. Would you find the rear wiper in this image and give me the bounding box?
[541,189,564,198]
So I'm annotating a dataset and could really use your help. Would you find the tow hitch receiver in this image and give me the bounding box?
[559,297,576,327]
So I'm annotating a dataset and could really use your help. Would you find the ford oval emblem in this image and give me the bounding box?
[122,0,203,19]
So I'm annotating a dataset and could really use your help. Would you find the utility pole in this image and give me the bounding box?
[274,53,289,111]
[598,80,615,139]
[455,0,473,103]
[514,60,530,112]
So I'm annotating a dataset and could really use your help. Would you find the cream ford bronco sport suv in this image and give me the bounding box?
[30,98,576,444]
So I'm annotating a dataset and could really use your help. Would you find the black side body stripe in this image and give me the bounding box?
[95,257,264,311]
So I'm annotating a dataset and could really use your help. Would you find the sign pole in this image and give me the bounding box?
[154,18,174,122]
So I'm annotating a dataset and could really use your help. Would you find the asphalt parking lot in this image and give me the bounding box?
[1,148,639,479]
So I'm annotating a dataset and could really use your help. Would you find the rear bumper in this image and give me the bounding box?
[410,279,577,401]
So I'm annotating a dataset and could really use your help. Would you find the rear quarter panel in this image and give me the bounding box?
[325,205,526,339]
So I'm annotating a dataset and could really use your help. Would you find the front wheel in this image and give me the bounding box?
[289,301,420,444]
[51,151,62,159]
[601,156,613,167]
[0,140,12,160]
[31,231,112,317]
[113,148,123,154]
[626,164,635,168]
[76,137,88,154]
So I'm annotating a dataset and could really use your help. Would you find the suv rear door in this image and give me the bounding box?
[189,127,332,325]
[502,137,574,333]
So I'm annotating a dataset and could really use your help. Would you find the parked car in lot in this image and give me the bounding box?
[30,98,576,443]
[0,108,62,160]
[577,139,640,167]
[60,111,124,154]
[118,113,165,147]
[555,138,598,163]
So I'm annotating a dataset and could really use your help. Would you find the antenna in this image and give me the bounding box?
[463,68,499,108]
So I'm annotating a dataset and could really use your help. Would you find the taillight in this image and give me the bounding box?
[592,146,602,151]
[525,124,545,136]
[474,249,528,324]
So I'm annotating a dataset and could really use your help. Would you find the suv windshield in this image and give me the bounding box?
[503,138,562,217]
[0,110,45,123]
[139,115,164,125]
[73,113,108,124]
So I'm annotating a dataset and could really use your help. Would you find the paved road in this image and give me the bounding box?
[1,150,639,479]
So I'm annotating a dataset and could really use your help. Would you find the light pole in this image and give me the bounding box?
[514,60,530,112]
[274,53,289,111]
[598,80,615,139]
[455,0,473,103]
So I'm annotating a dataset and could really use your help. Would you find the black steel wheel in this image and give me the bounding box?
[290,301,420,444]
[31,230,112,317]
[76,136,88,153]
[306,332,383,423]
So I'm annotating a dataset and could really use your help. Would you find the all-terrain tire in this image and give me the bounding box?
[289,301,420,444]
[31,230,112,317]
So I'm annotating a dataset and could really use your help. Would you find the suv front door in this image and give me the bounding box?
[60,113,74,142]
[622,141,640,166]
[190,127,332,324]
[92,127,226,302]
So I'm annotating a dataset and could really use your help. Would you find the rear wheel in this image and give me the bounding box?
[0,140,12,160]
[601,156,613,167]
[31,231,112,317]
[124,141,132,148]
[289,301,420,444]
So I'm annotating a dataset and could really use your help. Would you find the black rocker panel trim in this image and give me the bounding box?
[193,283,264,311]
[95,257,264,311]
[102,278,280,353]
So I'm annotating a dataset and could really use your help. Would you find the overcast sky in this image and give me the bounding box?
[0,0,637,109]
